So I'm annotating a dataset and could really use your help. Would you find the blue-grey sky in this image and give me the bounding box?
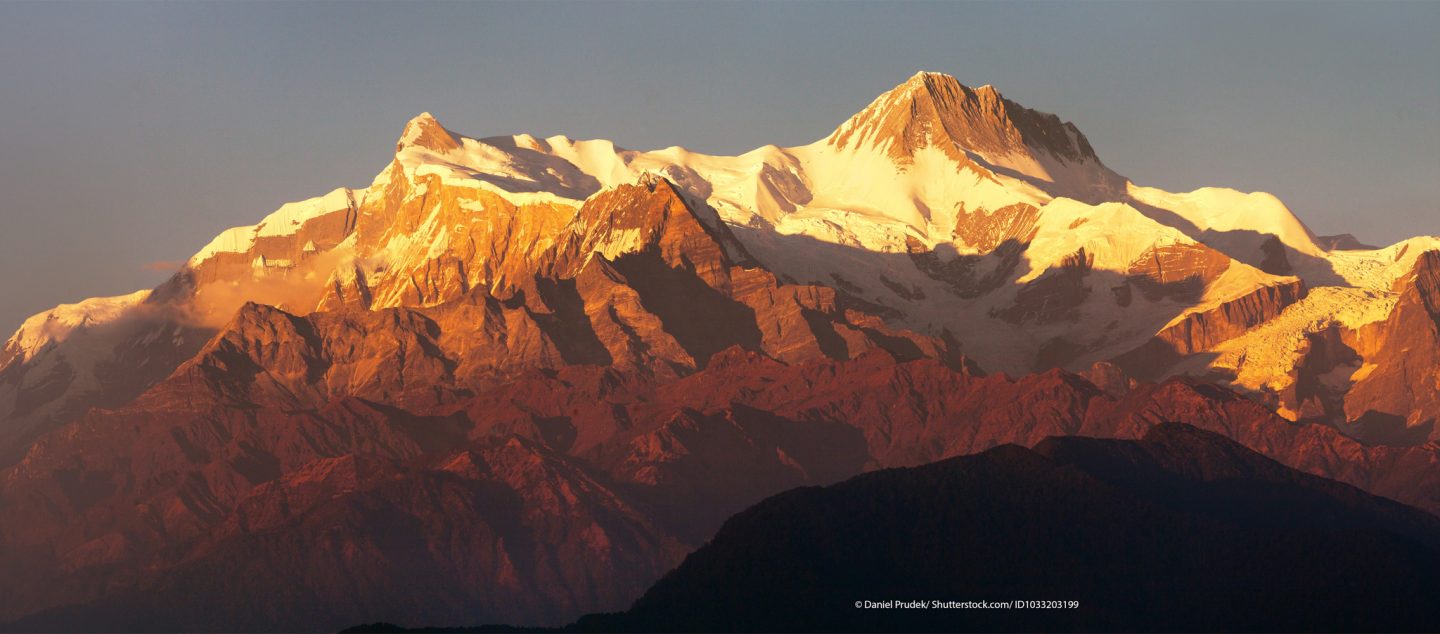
[1,1,1437,333]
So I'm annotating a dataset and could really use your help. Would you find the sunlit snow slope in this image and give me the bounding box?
[4,71,1438,447]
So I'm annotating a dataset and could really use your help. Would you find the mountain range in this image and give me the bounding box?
[0,71,1437,631]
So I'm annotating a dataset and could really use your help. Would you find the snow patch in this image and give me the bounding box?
[5,290,152,363]
[1175,286,1398,393]
[1127,183,1323,257]
[256,188,354,238]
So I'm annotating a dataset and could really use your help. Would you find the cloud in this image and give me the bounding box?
[184,248,352,328]
[142,260,186,273]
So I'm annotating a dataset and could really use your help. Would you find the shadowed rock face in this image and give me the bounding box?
[1217,248,1440,445]
[993,247,1093,326]
[5,72,1432,468]
[0,191,1434,631]
[1345,250,1440,441]
[1116,278,1308,379]
[173,179,954,398]
[0,177,965,631]
[570,424,1440,634]
[9,328,1440,630]
[2,72,1439,634]
[1317,233,1379,251]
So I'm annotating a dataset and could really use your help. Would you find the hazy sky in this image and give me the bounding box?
[1,1,1437,333]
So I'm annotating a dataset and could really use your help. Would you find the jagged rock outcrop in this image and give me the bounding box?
[2,70,1439,633]
[825,72,1122,200]
[1115,279,1307,378]
[9,72,1434,462]
[1345,250,1440,442]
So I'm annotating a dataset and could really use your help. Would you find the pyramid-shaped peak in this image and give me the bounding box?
[826,72,1098,167]
[904,70,949,85]
[903,71,990,91]
[396,111,461,154]
[891,72,1004,107]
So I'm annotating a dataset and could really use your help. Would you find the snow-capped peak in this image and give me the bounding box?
[4,290,151,364]
[827,72,1075,160]
[1126,183,1325,260]
[187,187,356,265]
[397,111,461,154]
[821,72,1123,202]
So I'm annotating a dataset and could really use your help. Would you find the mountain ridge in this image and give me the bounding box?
[6,70,1438,459]
[1,70,1439,630]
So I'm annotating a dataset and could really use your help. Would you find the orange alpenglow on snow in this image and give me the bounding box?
[0,72,1438,631]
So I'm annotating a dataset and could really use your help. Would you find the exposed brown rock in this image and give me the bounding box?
[396,112,461,153]
[1345,250,1440,442]
[1115,279,1307,378]
[1259,235,1294,275]
[826,72,1101,169]
[952,202,1041,253]
[1125,242,1233,302]
[330,166,577,310]
[7,317,1440,630]
[994,248,1093,325]
[907,235,1024,299]
[2,81,1437,634]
